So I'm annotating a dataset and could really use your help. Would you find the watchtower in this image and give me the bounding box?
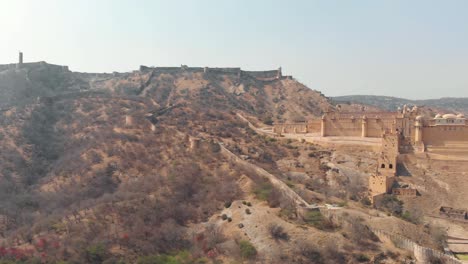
[378,132,399,176]
[17,52,23,69]
[277,67,282,79]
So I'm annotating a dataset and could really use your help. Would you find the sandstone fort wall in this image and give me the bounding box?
[325,119,362,137]
[272,120,322,134]
[243,70,279,80]
[273,123,308,134]
[138,66,282,80]
[0,62,69,72]
[322,211,462,264]
[367,118,395,137]
[422,126,468,146]
[307,120,322,133]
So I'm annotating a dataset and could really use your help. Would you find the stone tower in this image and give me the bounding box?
[378,132,399,176]
[369,131,399,203]
[277,67,282,79]
[17,52,23,69]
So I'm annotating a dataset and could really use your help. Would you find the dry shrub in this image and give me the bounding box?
[268,224,289,241]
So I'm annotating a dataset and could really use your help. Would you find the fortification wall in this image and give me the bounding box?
[243,70,278,80]
[307,119,321,133]
[73,72,119,79]
[273,123,308,134]
[219,144,309,207]
[372,229,461,264]
[328,112,400,119]
[0,64,16,71]
[208,67,241,75]
[367,118,395,137]
[321,211,462,264]
[324,119,362,137]
[422,126,468,146]
[156,66,204,73]
[0,62,69,72]
[138,66,284,79]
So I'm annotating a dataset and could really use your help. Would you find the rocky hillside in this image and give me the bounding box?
[333,95,468,114]
[0,62,447,263]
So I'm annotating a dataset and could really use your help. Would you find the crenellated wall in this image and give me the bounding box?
[243,69,280,80]
[275,111,402,138]
[208,67,241,74]
[137,65,283,80]
[0,62,70,72]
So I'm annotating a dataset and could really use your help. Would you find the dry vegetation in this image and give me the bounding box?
[0,64,460,263]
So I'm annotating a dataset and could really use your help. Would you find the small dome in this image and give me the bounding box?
[442,114,457,119]
[415,115,423,121]
[457,113,465,119]
[434,114,443,119]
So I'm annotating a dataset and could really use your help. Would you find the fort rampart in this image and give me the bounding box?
[139,65,283,80]
[321,210,462,264]
[0,62,69,72]
[422,125,468,146]
[219,143,310,209]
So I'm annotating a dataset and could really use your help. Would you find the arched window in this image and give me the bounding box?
[381,164,386,169]
[389,164,393,169]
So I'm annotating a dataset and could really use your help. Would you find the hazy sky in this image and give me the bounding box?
[1,0,467,99]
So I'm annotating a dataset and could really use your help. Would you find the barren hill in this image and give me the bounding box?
[0,62,454,263]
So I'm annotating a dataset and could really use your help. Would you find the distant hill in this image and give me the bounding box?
[333,95,468,114]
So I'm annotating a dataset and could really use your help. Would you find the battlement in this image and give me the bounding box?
[0,61,69,72]
[0,52,68,72]
[243,69,281,80]
[138,65,284,80]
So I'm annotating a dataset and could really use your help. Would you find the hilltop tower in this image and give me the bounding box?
[277,67,282,79]
[17,52,23,69]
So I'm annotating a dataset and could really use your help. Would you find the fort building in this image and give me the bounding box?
[0,52,70,73]
[439,207,468,221]
[274,105,467,203]
[273,105,468,155]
